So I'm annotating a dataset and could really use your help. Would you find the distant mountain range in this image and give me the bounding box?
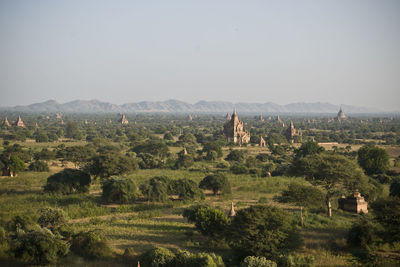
[0,99,386,114]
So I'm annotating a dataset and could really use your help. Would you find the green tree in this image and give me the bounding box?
[141,247,176,267]
[226,205,301,260]
[240,256,277,267]
[225,150,245,162]
[140,176,172,202]
[389,177,400,197]
[171,178,204,201]
[294,141,325,158]
[183,205,229,238]
[102,176,139,204]
[28,160,50,172]
[65,121,82,140]
[44,168,91,194]
[10,228,69,265]
[357,145,389,175]
[293,153,367,217]
[64,145,96,168]
[277,183,325,210]
[199,173,231,195]
[71,230,112,259]
[371,198,400,244]
[85,152,138,179]
[132,140,169,159]
[7,155,26,175]
[37,208,67,232]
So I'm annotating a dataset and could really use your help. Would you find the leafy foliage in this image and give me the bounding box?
[240,256,277,267]
[85,152,138,178]
[140,176,172,202]
[10,227,69,265]
[44,168,91,194]
[277,183,325,210]
[183,205,229,238]
[71,230,112,259]
[37,208,67,232]
[199,173,231,195]
[225,150,245,162]
[28,160,49,172]
[226,205,301,260]
[357,144,389,175]
[371,198,400,244]
[101,176,139,204]
[389,177,400,197]
[171,178,204,201]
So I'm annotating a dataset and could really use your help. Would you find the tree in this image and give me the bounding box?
[10,228,69,265]
[292,153,367,217]
[389,177,400,197]
[44,168,91,194]
[277,183,326,210]
[371,198,400,244]
[138,152,163,169]
[199,173,231,195]
[64,145,96,168]
[28,160,50,172]
[230,163,249,174]
[140,176,172,202]
[202,141,223,159]
[85,152,138,179]
[141,247,176,267]
[226,205,301,261]
[171,178,204,201]
[294,141,324,158]
[225,150,245,162]
[37,208,67,232]
[71,230,112,259]
[240,256,277,267]
[175,154,194,169]
[65,121,82,140]
[132,140,169,159]
[347,216,381,252]
[102,176,139,204]
[183,205,229,238]
[357,145,389,175]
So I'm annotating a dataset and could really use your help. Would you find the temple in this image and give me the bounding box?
[223,110,250,145]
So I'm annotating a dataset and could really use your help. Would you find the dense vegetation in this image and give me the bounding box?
[0,112,399,266]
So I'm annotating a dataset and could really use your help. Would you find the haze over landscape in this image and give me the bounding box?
[1,0,400,111]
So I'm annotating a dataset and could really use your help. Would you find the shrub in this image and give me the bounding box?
[10,228,69,265]
[71,230,112,259]
[230,163,249,174]
[226,205,301,261]
[276,183,325,210]
[102,176,139,204]
[6,215,35,233]
[199,173,231,195]
[44,168,91,194]
[183,205,229,238]
[225,150,245,162]
[140,176,172,202]
[279,254,315,267]
[28,160,49,172]
[240,256,277,267]
[175,154,194,169]
[389,177,400,197]
[357,144,389,175]
[37,208,67,232]
[85,152,138,178]
[171,178,204,201]
[141,247,175,266]
[347,216,381,252]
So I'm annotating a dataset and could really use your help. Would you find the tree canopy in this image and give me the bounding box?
[357,144,390,175]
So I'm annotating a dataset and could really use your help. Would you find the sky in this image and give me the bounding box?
[1,0,399,111]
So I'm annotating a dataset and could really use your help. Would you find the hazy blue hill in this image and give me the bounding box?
[1,99,383,114]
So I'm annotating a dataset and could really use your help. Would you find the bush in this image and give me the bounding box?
[199,173,231,195]
[240,256,277,267]
[102,176,139,204]
[347,216,381,252]
[44,168,91,194]
[140,176,172,202]
[10,228,69,265]
[276,183,325,210]
[141,247,175,266]
[230,163,249,174]
[183,205,229,238]
[357,144,389,175]
[279,254,315,267]
[175,154,194,169]
[225,150,245,162]
[6,215,35,233]
[28,160,49,172]
[171,178,204,201]
[37,208,67,232]
[71,230,112,259]
[389,177,400,197]
[226,205,301,261]
[85,152,138,178]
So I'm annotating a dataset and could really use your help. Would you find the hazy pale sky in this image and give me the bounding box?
[1,0,399,110]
